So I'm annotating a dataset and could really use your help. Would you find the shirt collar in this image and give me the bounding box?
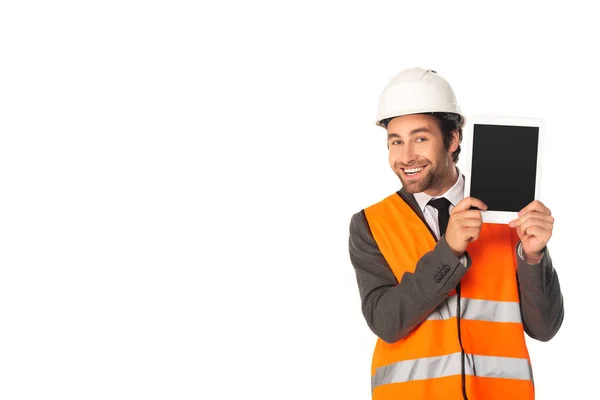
[413,168,465,213]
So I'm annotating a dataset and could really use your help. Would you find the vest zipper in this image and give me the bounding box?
[456,284,468,400]
[397,192,468,399]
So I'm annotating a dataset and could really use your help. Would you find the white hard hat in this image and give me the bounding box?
[375,67,464,128]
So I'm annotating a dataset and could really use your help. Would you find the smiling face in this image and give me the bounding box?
[387,113,459,196]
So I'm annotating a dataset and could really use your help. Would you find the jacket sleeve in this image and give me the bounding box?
[348,211,469,344]
[516,244,564,342]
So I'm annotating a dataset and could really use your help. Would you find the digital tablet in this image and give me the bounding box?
[463,115,544,224]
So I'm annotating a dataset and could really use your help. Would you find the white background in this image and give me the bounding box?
[0,1,596,399]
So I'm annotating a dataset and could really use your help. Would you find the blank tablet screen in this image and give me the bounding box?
[469,124,539,212]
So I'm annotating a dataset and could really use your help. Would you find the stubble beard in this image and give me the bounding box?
[397,158,450,194]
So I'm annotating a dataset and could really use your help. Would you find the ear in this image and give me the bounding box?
[449,130,460,153]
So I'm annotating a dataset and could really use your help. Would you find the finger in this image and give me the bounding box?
[517,225,528,237]
[517,223,550,239]
[517,217,553,234]
[452,209,484,221]
[521,225,550,238]
[463,227,482,242]
[510,212,554,227]
[457,218,484,229]
[518,200,551,217]
[452,197,488,214]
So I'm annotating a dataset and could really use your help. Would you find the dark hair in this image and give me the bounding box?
[380,112,463,163]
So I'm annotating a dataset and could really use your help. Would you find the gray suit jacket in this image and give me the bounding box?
[348,187,564,344]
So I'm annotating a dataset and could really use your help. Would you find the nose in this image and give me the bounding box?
[400,142,417,165]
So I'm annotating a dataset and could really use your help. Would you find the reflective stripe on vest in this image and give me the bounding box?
[372,352,532,388]
[426,295,522,323]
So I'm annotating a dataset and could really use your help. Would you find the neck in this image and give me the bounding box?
[424,164,458,197]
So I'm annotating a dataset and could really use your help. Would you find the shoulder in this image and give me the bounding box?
[364,192,400,213]
[349,210,368,237]
[349,192,399,236]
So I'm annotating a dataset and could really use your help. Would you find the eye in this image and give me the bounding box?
[416,136,428,143]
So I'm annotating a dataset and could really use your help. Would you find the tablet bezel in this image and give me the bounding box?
[462,114,544,224]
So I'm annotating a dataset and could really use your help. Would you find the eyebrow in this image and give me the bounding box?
[387,127,432,140]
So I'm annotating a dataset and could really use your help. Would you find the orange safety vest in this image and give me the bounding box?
[363,193,534,400]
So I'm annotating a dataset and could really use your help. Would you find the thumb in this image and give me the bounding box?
[452,197,488,214]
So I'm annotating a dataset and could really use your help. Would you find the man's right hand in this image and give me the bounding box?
[445,197,487,258]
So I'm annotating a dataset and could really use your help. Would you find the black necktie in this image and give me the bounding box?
[428,197,451,237]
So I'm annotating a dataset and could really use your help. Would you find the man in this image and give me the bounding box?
[348,68,564,399]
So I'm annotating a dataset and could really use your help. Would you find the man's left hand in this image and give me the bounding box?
[509,200,554,263]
